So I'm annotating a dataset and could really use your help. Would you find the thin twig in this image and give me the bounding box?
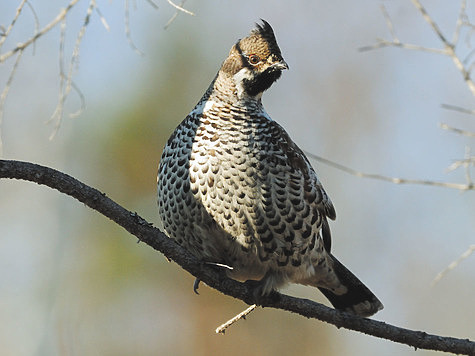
[463,146,473,185]
[411,0,449,44]
[95,6,110,32]
[164,0,187,29]
[0,159,474,355]
[305,151,474,191]
[411,0,475,96]
[380,4,399,43]
[463,47,475,65]
[446,156,475,173]
[0,0,82,64]
[68,82,86,119]
[359,39,447,54]
[439,123,475,137]
[0,50,23,157]
[49,0,95,140]
[441,103,475,115]
[48,18,67,139]
[166,0,195,16]
[432,245,475,286]
[446,147,474,187]
[145,0,159,10]
[363,0,475,97]
[452,0,467,46]
[25,0,40,55]
[0,0,28,49]
[216,304,257,334]
[124,0,144,56]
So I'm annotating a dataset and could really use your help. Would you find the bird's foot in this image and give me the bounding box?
[243,280,280,306]
[193,261,233,295]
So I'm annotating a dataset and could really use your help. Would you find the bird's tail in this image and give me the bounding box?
[318,254,383,317]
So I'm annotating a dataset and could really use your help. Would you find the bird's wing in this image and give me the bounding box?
[200,117,336,267]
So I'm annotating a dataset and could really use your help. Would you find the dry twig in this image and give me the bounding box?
[358,1,475,191]
[48,0,95,139]
[0,50,23,156]
[0,0,82,64]
[0,0,28,50]
[216,304,257,334]
[305,151,474,191]
[164,0,189,29]
[441,103,475,115]
[440,123,475,138]
[432,245,475,286]
[166,0,194,16]
[124,0,145,56]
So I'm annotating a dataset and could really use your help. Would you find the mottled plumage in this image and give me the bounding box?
[157,20,383,316]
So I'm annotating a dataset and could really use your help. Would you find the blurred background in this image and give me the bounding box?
[0,1,474,355]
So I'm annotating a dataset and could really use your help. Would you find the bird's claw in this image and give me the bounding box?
[193,278,201,295]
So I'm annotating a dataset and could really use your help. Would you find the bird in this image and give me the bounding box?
[157,20,383,317]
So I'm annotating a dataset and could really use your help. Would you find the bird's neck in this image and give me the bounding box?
[206,71,264,108]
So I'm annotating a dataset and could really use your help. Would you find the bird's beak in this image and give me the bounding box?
[271,60,289,71]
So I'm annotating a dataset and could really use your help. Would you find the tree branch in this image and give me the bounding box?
[1,159,474,355]
[0,0,82,64]
[305,151,475,191]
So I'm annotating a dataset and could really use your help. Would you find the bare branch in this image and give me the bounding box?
[124,0,145,56]
[447,157,475,173]
[379,4,398,42]
[68,81,86,119]
[95,5,110,32]
[164,0,188,29]
[452,0,467,46]
[216,304,257,334]
[432,245,475,286]
[47,18,67,139]
[48,0,95,140]
[361,1,475,192]
[145,0,159,10]
[25,0,40,55]
[359,41,446,54]
[412,0,475,96]
[440,123,475,137]
[305,151,474,191]
[0,0,28,50]
[362,0,475,97]
[0,159,474,354]
[441,103,475,115]
[166,0,195,16]
[0,50,23,156]
[462,47,475,65]
[411,0,449,44]
[359,39,447,54]
[0,0,82,64]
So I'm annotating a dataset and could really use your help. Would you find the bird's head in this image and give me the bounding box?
[221,20,288,99]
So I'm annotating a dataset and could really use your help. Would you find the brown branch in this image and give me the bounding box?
[0,159,474,355]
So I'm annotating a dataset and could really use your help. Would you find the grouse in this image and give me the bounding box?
[157,20,383,317]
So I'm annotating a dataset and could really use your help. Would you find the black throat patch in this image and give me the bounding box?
[242,67,282,97]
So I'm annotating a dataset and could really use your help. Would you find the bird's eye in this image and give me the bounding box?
[248,54,261,65]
